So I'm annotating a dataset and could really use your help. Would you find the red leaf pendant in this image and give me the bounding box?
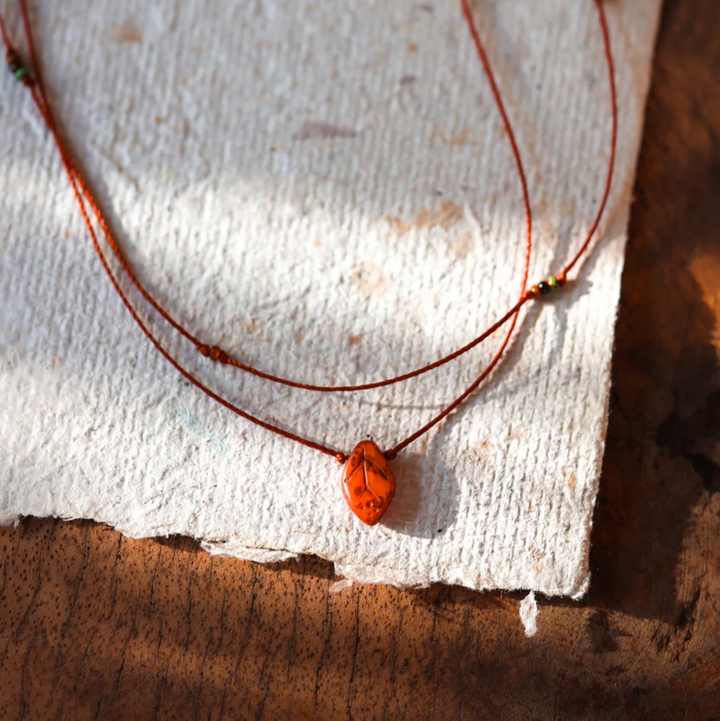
[341,440,395,526]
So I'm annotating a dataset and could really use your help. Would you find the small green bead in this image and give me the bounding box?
[548,276,559,289]
[14,67,27,82]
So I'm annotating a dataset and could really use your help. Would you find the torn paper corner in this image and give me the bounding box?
[571,573,591,601]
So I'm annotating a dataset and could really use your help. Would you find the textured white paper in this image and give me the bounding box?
[0,0,661,597]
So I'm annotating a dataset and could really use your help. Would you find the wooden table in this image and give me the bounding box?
[2,1,719,718]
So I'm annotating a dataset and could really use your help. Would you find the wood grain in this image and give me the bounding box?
[2,0,720,718]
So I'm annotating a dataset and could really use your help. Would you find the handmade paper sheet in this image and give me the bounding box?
[0,0,662,597]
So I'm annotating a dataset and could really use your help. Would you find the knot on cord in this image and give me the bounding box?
[198,344,228,364]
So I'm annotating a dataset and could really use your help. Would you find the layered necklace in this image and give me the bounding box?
[0,0,617,525]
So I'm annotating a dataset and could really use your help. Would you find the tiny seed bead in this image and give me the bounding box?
[526,277,568,300]
[6,50,32,86]
[7,48,22,72]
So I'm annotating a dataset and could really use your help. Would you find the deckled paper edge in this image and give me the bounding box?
[201,539,298,564]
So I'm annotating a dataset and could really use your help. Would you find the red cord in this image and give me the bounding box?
[560,0,618,280]
[0,0,617,461]
[2,0,534,394]
[388,0,619,458]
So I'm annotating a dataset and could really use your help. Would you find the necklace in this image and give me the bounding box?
[1,0,617,526]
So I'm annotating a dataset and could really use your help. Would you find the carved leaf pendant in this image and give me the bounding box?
[341,440,395,526]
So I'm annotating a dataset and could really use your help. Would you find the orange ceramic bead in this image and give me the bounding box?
[341,440,395,526]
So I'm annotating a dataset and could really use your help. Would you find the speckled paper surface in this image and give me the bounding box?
[0,0,661,596]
